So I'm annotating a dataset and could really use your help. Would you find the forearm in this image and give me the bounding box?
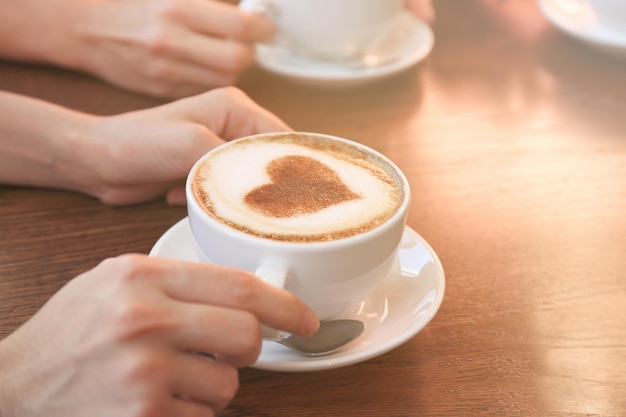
[0,0,89,68]
[0,329,31,417]
[0,91,104,195]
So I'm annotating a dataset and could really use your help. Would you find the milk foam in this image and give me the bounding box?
[192,134,403,242]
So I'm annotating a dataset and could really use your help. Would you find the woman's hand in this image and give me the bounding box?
[0,87,289,206]
[0,0,273,98]
[83,87,290,205]
[0,254,319,417]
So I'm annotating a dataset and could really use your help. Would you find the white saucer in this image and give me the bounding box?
[254,10,434,88]
[538,0,626,58]
[149,218,445,372]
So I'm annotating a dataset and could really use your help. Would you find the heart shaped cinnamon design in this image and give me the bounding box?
[245,155,362,218]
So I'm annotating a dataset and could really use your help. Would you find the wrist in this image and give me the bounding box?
[46,112,110,199]
[0,92,105,197]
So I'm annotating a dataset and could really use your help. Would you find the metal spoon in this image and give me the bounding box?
[276,319,365,357]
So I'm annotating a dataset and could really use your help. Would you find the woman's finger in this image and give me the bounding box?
[161,87,291,139]
[167,302,262,367]
[170,352,240,412]
[148,258,318,336]
[170,394,219,417]
[178,0,275,42]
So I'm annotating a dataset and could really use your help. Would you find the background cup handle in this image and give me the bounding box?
[255,262,291,341]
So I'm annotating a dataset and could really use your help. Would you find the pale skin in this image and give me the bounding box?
[0,0,275,98]
[0,87,320,416]
[407,0,435,24]
[0,254,319,417]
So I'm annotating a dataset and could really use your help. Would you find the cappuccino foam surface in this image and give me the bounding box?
[192,134,403,242]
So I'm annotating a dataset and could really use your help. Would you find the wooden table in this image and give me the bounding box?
[1,1,625,415]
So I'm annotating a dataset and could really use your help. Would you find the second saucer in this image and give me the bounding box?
[538,0,626,58]
[254,10,435,88]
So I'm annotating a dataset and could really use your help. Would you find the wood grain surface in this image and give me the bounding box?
[1,1,625,416]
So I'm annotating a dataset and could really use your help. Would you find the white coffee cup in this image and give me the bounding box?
[239,0,405,62]
[587,0,626,30]
[186,132,410,324]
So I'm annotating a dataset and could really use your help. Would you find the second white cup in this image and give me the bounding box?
[239,0,405,62]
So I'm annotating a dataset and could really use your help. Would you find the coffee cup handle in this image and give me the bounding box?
[255,263,291,341]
